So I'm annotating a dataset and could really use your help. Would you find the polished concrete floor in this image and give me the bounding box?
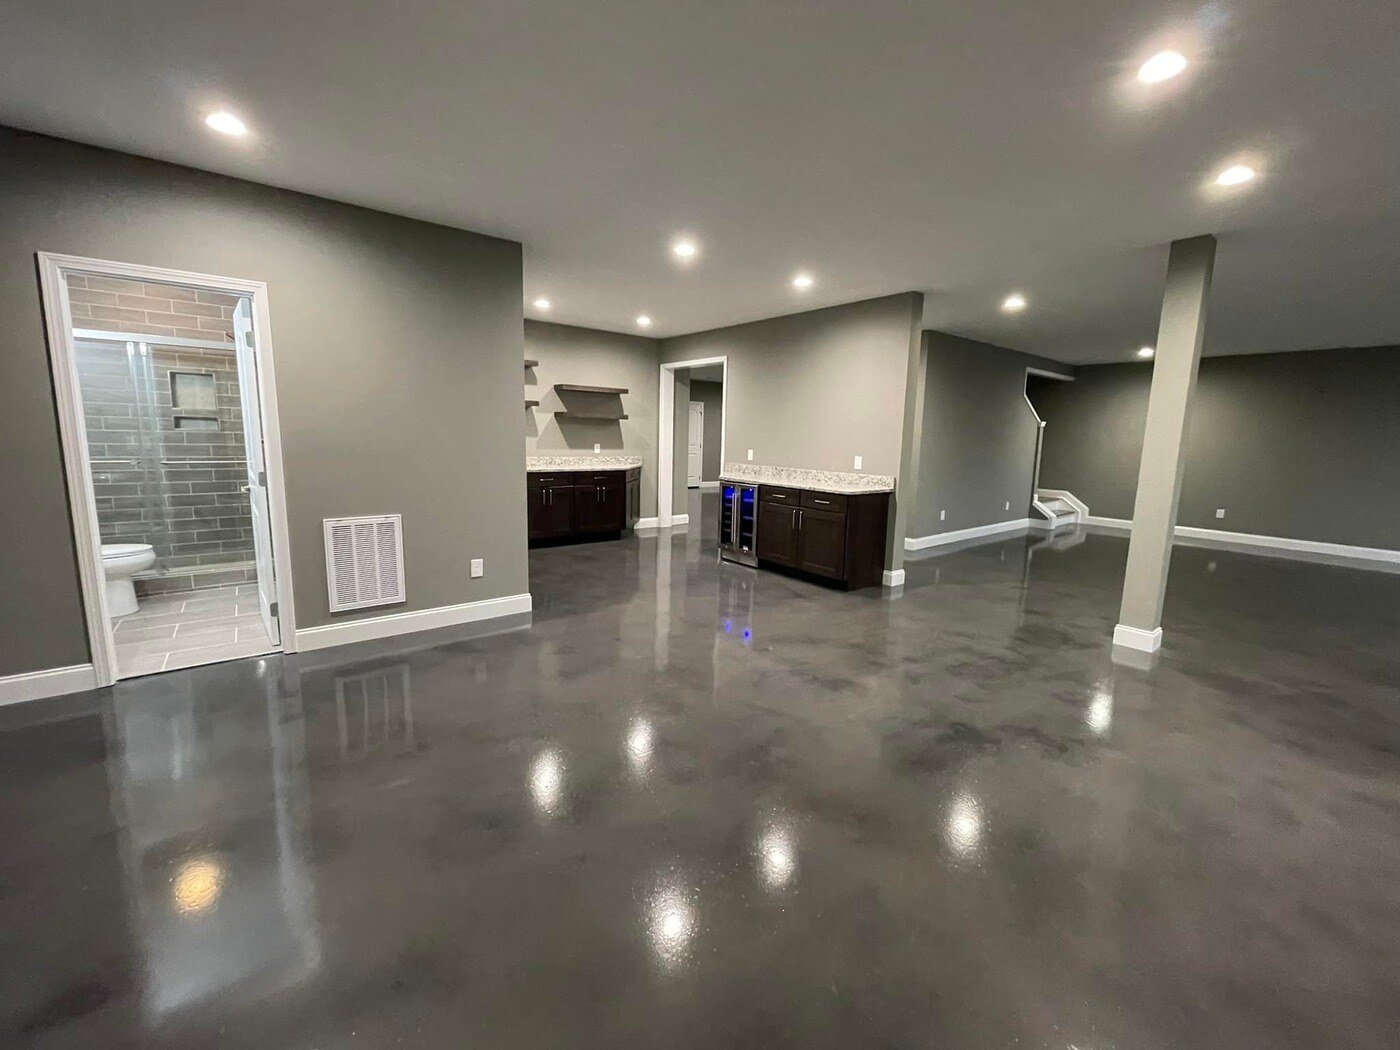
[3,493,1399,1048]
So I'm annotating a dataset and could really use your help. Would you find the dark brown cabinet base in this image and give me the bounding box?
[528,468,641,545]
[751,485,889,590]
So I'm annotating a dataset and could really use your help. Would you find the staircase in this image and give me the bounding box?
[1032,489,1083,530]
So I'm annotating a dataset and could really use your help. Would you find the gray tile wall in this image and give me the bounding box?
[73,282,256,591]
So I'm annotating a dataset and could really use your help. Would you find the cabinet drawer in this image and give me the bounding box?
[760,485,801,505]
[579,471,624,485]
[528,473,565,487]
[801,490,847,513]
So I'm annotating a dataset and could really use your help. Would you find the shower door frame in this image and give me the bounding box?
[36,252,299,686]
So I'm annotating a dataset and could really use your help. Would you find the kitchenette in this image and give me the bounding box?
[718,464,894,590]
[526,455,643,543]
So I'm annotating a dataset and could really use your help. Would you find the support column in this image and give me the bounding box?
[1114,235,1216,652]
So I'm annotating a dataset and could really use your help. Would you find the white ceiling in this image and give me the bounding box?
[2,0,1398,363]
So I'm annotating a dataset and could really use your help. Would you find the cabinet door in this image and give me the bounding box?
[528,485,554,540]
[543,485,575,537]
[575,483,625,534]
[796,507,847,580]
[756,500,799,567]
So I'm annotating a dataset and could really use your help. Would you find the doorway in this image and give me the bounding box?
[37,253,296,684]
[657,356,727,528]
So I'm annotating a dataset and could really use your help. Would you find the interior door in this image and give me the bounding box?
[687,401,704,487]
[232,299,280,646]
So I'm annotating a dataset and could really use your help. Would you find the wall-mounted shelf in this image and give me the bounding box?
[525,399,540,408]
[554,383,628,395]
[556,412,629,421]
[525,359,539,369]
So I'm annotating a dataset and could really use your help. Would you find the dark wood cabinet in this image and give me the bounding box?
[756,500,800,567]
[751,484,888,589]
[527,468,640,544]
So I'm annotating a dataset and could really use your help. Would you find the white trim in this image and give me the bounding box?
[1036,489,1091,520]
[905,518,1034,551]
[0,664,98,707]
[1025,366,1075,381]
[658,355,727,528]
[882,569,906,587]
[633,516,661,530]
[36,253,299,687]
[295,593,533,653]
[1113,623,1162,652]
[698,481,721,491]
[670,513,690,526]
[1085,516,1400,568]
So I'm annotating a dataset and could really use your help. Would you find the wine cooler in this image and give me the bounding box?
[718,483,759,566]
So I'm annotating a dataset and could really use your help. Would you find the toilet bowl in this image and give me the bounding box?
[101,543,157,617]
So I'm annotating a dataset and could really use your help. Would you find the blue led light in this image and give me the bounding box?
[723,619,732,633]
[742,629,752,641]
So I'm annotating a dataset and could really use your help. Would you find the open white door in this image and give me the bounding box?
[687,401,704,488]
[233,299,281,646]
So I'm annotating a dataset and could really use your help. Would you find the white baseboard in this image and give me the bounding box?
[905,518,1033,551]
[295,593,532,653]
[1113,623,1163,653]
[1086,517,1400,569]
[0,663,98,707]
[882,569,906,587]
[698,481,721,491]
[633,516,660,529]
[671,513,690,526]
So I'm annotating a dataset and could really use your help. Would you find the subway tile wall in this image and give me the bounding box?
[71,275,255,593]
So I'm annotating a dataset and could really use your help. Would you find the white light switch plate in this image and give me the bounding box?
[470,558,484,578]
[1215,508,1225,519]
[940,510,946,521]
[747,449,754,461]
[853,455,862,470]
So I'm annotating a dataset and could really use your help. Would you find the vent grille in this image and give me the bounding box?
[324,514,405,613]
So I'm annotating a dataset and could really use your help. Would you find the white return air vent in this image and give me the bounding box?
[324,514,405,613]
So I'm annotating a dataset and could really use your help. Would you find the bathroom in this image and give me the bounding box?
[68,271,280,677]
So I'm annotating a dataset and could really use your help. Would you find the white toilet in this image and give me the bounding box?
[101,543,157,617]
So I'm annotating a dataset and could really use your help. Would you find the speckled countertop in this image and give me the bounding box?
[527,455,642,472]
[718,462,894,494]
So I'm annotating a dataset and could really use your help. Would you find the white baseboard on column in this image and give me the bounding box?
[882,569,906,587]
[1112,623,1162,653]
[698,481,721,491]
[633,517,660,529]
[295,593,532,653]
[670,514,690,526]
[0,663,98,707]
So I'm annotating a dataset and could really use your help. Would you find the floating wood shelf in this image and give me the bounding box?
[555,412,629,421]
[525,359,539,368]
[525,399,540,408]
[554,383,628,395]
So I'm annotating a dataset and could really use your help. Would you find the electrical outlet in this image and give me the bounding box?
[1004,500,1010,511]
[470,558,484,578]
[939,509,946,522]
[853,455,862,470]
[1215,508,1225,519]
[747,449,754,461]
[594,443,601,454]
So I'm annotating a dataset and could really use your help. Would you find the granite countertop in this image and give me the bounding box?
[527,455,642,472]
[718,462,894,494]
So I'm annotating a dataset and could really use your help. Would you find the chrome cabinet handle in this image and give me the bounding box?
[814,498,830,505]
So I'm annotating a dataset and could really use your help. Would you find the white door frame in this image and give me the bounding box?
[657,356,727,527]
[36,252,299,687]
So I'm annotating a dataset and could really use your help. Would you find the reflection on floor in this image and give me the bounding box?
[4,491,1400,1047]
[113,582,275,676]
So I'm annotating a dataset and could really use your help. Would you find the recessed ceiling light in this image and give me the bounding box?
[636,315,653,328]
[533,297,551,310]
[1138,346,1155,358]
[792,273,814,289]
[671,239,697,259]
[1215,164,1256,186]
[204,111,247,137]
[1001,293,1027,313]
[1138,50,1188,83]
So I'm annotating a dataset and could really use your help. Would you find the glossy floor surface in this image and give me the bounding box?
[4,494,1399,1048]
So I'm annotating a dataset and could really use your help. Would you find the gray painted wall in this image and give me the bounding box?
[524,320,660,516]
[689,379,723,482]
[0,127,527,678]
[659,294,922,479]
[912,332,1072,537]
[1034,347,1400,549]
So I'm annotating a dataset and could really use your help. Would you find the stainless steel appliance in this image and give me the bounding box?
[719,483,759,566]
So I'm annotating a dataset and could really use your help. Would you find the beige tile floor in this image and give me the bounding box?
[113,583,276,677]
